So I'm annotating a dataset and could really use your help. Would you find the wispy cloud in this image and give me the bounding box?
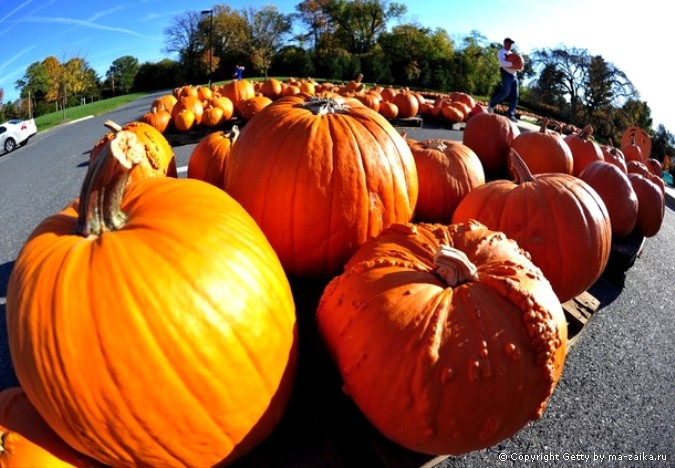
[0,0,33,22]
[20,15,145,37]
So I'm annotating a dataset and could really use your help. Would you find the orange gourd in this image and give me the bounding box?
[89,120,177,181]
[0,387,97,467]
[7,129,298,467]
[317,220,567,455]
[407,138,485,223]
[225,95,418,278]
[462,113,520,177]
[510,119,573,175]
[452,150,612,303]
[187,126,239,187]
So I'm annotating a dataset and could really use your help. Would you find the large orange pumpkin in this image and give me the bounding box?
[89,120,177,182]
[220,79,256,110]
[0,387,97,467]
[407,138,485,223]
[462,113,520,177]
[225,95,418,278]
[7,129,298,467]
[317,220,567,455]
[452,150,612,303]
[187,126,239,187]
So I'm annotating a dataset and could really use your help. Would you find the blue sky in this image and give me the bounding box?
[1,0,672,132]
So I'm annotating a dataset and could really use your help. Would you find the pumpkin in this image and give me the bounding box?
[187,126,239,187]
[600,139,627,173]
[621,134,644,163]
[627,160,666,194]
[392,91,419,118]
[196,85,213,102]
[220,79,256,109]
[355,92,381,112]
[440,102,466,122]
[452,150,612,303]
[629,173,665,237]
[0,387,98,467]
[6,128,298,467]
[89,120,177,182]
[506,52,524,71]
[462,113,520,177]
[564,125,603,177]
[236,95,273,121]
[210,96,235,121]
[172,95,204,125]
[140,107,172,133]
[510,119,573,175]
[260,78,283,99]
[172,107,196,132]
[316,220,567,455]
[621,125,651,160]
[378,101,399,119]
[448,92,476,109]
[407,138,485,223]
[225,95,418,278]
[201,105,225,127]
[579,160,638,238]
[151,94,177,114]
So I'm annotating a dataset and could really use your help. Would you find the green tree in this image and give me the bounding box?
[163,11,205,83]
[650,124,675,163]
[105,56,140,95]
[243,5,293,78]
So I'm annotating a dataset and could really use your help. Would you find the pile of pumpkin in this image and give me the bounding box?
[140,78,486,136]
[1,89,665,467]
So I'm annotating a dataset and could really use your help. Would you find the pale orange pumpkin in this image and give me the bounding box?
[317,220,567,455]
[7,129,298,467]
[225,95,418,278]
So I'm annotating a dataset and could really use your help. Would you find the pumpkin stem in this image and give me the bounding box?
[538,118,549,134]
[76,129,144,237]
[434,244,478,286]
[103,119,123,133]
[297,96,349,115]
[424,140,448,153]
[508,149,536,184]
[581,125,594,139]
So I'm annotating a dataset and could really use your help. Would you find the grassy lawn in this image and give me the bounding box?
[34,93,149,132]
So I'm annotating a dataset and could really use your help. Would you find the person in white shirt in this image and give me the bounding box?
[487,37,520,123]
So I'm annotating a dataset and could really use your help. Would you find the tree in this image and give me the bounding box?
[323,0,407,54]
[105,56,140,95]
[163,11,205,83]
[651,124,675,163]
[294,0,334,50]
[243,6,293,78]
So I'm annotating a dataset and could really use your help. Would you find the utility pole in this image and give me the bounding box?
[201,9,213,85]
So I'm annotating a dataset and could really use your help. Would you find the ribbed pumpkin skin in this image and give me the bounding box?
[7,177,298,467]
[225,95,418,278]
[629,173,665,237]
[579,160,638,238]
[408,138,485,223]
[0,387,97,467]
[317,220,567,455]
[452,154,612,303]
[462,113,520,177]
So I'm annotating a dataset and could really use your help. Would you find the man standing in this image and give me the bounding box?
[487,38,521,123]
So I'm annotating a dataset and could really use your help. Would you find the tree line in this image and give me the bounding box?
[3,0,674,161]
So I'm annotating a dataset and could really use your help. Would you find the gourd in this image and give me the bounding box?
[7,128,297,467]
[317,220,567,455]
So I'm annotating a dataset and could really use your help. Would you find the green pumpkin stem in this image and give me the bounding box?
[76,129,144,237]
[434,244,478,286]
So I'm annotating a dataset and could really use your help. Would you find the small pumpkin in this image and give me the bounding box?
[201,105,225,127]
[600,139,627,173]
[225,95,418,278]
[89,120,177,182]
[621,125,651,160]
[378,101,399,119]
[564,125,603,177]
[392,91,419,118]
[187,126,239,187]
[236,95,273,121]
[173,107,196,132]
[407,137,485,223]
[0,387,98,467]
[7,129,298,467]
[452,150,612,303]
[151,94,177,114]
[140,107,172,133]
[317,220,567,455]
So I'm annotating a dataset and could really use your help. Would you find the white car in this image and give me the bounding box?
[0,118,37,154]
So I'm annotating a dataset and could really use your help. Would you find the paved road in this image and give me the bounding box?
[0,95,673,467]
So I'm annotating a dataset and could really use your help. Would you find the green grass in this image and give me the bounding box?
[34,93,149,132]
